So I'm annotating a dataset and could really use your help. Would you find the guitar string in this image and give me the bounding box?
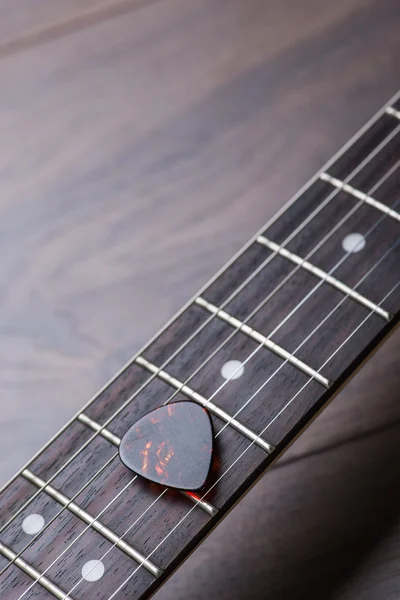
[19,231,400,600]
[58,236,400,600]
[16,166,400,599]
[151,158,400,410]
[5,89,397,510]
[58,175,400,596]
[6,131,400,584]
[4,151,398,579]
[96,276,400,600]
[2,88,394,502]
[211,236,399,439]
[2,134,398,587]
[0,454,126,577]
[1,117,398,540]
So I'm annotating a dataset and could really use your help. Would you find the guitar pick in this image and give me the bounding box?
[119,401,214,491]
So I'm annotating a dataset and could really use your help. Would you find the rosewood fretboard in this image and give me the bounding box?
[0,94,399,600]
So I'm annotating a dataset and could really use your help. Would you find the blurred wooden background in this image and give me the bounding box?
[0,0,399,598]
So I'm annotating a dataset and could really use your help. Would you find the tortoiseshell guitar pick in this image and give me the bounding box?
[119,401,214,491]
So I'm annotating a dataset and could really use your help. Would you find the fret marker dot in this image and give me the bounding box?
[81,560,105,582]
[342,233,366,253]
[221,360,244,380]
[22,514,45,535]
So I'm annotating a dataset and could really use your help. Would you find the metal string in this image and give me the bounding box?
[0,453,120,577]
[1,117,398,541]
[103,276,400,600]
[16,162,400,598]
[61,235,400,600]
[158,159,400,412]
[6,151,399,580]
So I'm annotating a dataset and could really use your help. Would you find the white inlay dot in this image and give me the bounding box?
[22,514,45,535]
[221,360,244,380]
[342,232,366,253]
[81,559,105,582]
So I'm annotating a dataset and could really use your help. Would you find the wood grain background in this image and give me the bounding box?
[0,0,399,598]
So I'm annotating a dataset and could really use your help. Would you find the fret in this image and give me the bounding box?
[386,106,400,121]
[0,543,68,600]
[195,296,332,387]
[270,247,400,387]
[319,172,400,223]
[21,469,161,578]
[77,412,218,517]
[0,562,56,600]
[78,413,121,446]
[140,309,325,447]
[136,355,273,453]
[258,280,385,384]
[256,236,391,321]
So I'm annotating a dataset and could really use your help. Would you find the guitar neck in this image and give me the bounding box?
[1,92,399,600]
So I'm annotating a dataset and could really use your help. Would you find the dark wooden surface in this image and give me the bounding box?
[1,0,400,598]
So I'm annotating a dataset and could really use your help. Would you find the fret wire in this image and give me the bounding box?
[102,276,400,600]
[194,297,332,387]
[2,90,398,526]
[2,122,398,543]
[29,201,400,600]
[320,172,400,223]
[386,106,400,121]
[0,542,69,600]
[256,236,391,320]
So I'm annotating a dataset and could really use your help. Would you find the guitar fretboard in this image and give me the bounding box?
[0,94,399,600]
